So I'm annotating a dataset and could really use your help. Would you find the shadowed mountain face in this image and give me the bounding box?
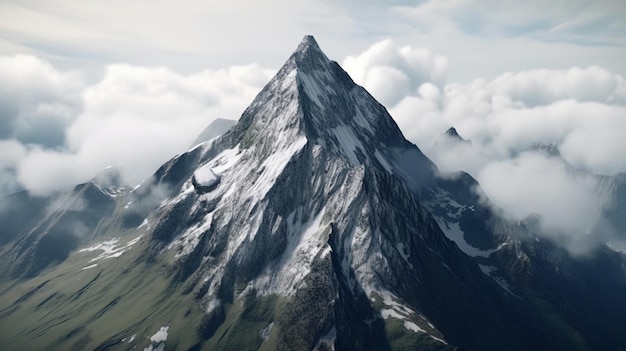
[1,182,117,278]
[1,36,626,351]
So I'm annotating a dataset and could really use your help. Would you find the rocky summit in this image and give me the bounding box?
[1,36,626,351]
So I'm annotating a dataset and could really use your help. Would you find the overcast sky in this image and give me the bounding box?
[1,0,625,252]
[2,0,625,81]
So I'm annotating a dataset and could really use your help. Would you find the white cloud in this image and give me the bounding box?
[389,95,445,149]
[0,139,27,169]
[480,153,625,257]
[344,39,626,178]
[389,69,626,176]
[559,104,626,175]
[342,39,447,106]
[487,66,626,107]
[16,147,86,195]
[60,63,272,187]
[344,39,626,253]
[0,55,272,196]
[478,152,610,249]
[0,54,83,146]
[0,139,27,194]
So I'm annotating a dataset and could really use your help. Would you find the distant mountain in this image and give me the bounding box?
[445,127,470,144]
[527,142,561,158]
[432,127,471,153]
[525,142,626,241]
[1,36,626,351]
[190,118,236,148]
[436,127,471,145]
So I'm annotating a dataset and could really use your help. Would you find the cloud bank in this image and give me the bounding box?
[0,55,273,195]
[342,39,447,106]
[344,40,626,253]
[343,41,626,174]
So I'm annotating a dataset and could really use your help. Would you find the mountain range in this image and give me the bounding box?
[1,35,625,351]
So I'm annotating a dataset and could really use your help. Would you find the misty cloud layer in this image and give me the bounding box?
[343,40,626,253]
[0,56,272,195]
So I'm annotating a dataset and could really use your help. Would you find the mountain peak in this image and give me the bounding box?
[434,127,471,149]
[295,35,321,55]
[289,35,331,73]
[527,142,561,158]
[229,35,413,168]
[445,127,461,139]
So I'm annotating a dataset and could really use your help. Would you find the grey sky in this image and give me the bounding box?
[1,0,624,81]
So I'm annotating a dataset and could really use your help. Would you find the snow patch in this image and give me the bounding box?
[259,322,273,341]
[206,299,221,314]
[435,219,495,258]
[193,164,220,189]
[144,326,169,351]
[250,136,308,202]
[381,308,407,320]
[78,234,143,264]
[492,276,517,296]
[253,207,327,296]
[479,264,519,297]
[478,264,496,275]
[607,241,626,254]
[210,145,243,175]
[150,326,169,343]
[169,213,213,258]
[372,289,446,344]
[144,344,164,351]
[403,321,425,333]
[139,218,149,228]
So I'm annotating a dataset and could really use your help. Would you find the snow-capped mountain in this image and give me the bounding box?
[1,36,626,351]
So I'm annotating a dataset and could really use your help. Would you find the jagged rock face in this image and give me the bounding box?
[146,36,454,347]
[1,35,626,351]
[138,36,550,350]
